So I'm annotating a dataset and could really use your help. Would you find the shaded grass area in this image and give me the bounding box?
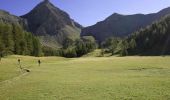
[0,56,170,100]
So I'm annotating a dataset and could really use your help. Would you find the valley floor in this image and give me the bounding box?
[0,55,170,100]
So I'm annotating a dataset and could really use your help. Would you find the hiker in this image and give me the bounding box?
[18,59,22,69]
[18,59,21,65]
[38,59,41,66]
[0,53,2,62]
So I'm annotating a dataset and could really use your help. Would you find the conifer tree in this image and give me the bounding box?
[32,37,42,57]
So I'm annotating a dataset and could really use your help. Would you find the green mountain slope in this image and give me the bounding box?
[128,15,170,55]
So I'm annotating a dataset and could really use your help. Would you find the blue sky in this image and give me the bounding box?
[0,0,170,26]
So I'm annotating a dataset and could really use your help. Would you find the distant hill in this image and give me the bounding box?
[21,0,82,48]
[81,7,170,43]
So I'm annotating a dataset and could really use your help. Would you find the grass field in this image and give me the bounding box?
[0,55,170,100]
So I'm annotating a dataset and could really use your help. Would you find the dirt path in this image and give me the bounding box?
[0,72,29,85]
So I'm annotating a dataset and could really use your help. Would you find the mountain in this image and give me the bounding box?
[81,7,170,43]
[22,0,82,48]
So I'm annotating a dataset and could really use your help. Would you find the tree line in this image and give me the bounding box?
[101,15,170,56]
[0,23,42,57]
[127,15,170,55]
[0,22,97,58]
[43,36,97,58]
[101,37,130,56]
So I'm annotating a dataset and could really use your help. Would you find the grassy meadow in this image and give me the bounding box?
[0,55,170,100]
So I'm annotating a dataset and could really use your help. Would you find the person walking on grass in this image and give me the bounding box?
[18,59,22,69]
[0,53,2,62]
[38,59,41,66]
[18,59,20,64]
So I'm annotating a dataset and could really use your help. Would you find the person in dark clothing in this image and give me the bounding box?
[0,53,2,62]
[18,59,21,64]
[18,59,22,69]
[38,59,41,66]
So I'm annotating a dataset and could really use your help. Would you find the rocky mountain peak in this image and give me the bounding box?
[22,0,74,34]
[44,0,49,3]
[21,0,81,48]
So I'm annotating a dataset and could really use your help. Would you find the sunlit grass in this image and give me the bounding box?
[0,55,170,100]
